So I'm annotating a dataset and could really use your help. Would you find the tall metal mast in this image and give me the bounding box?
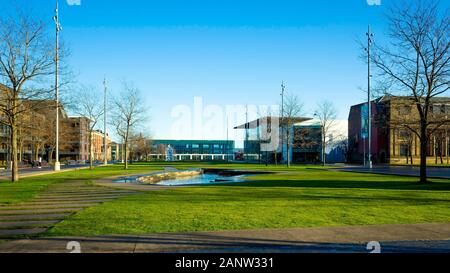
[103,78,108,165]
[226,116,229,163]
[53,0,62,171]
[245,105,249,161]
[280,82,286,167]
[366,25,373,169]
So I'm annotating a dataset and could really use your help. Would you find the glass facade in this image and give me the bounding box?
[150,140,235,155]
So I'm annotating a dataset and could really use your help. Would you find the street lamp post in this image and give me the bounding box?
[281,82,286,167]
[103,78,108,165]
[366,25,373,169]
[53,0,62,171]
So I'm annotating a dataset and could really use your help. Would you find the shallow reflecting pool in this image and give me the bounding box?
[113,173,248,186]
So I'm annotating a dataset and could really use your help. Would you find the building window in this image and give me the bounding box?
[399,130,411,139]
[400,144,409,156]
[432,104,447,115]
[398,105,411,115]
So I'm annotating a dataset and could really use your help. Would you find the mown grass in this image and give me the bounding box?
[0,163,168,205]
[0,162,310,205]
[45,167,450,236]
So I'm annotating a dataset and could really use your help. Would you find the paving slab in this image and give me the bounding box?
[0,228,48,237]
[42,190,131,195]
[0,220,59,229]
[33,196,125,202]
[0,208,82,215]
[37,193,129,198]
[21,200,116,206]
[0,180,137,239]
[0,204,98,210]
[35,193,134,199]
[0,223,449,253]
[0,236,138,253]
[0,213,72,221]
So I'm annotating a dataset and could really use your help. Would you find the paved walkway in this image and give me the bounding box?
[0,164,104,179]
[334,166,450,179]
[0,181,137,239]
[0,223,449,253]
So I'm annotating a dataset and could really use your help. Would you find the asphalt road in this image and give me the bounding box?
[0,163,103,178]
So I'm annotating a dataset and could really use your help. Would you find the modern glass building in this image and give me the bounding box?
[235,116,323,164]
[149,140,235,161]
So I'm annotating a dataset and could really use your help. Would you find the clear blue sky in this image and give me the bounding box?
[5,0,444,142]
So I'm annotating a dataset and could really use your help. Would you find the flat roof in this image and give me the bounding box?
[151,139,235,143]
[234,116,312,129]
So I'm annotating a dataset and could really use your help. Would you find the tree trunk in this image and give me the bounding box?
[409,146,413,165]
[19,142,22,163]
[124,141,129,170]
[49,147,55,164]
[11,125,19,182]
[419,124,428,183]
[89,131,93,170]
[406,147,410,165]
[124,131,129,170]
[322,135,326,166]
[286,127,290,168]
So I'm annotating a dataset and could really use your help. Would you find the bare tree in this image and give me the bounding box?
[0,10,58,182]
[129,133,151,162]
[111,81,147,170]
[73,86,103,169]
[314,100,338,166]
[282,92,304,167]
[293,126,321,164]
[401,129,415,165]
[334,136,351,164]
[371,0,449,183]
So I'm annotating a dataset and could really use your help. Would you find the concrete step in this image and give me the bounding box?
[0,208,82,216]
[32,196,122,203]
[0,213,71,221]
[20,199,114,206]
[34,195,134,202]
[0,203,98,210]
[43,190,129,195]
[36,193,132,199]
[36,192,131,199]
[0,220,59,229]
[0,228,48,238]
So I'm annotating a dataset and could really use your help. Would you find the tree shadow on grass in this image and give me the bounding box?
[212,179,450,192]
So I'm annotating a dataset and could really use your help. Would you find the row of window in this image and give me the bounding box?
[398,104,450,115]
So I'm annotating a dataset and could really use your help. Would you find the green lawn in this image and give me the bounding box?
[0,163,168,205]
[0,162,308,205]
[43,165,450,237]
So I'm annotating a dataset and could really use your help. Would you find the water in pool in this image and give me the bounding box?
[157,174,246,186]
[113,173,249,186]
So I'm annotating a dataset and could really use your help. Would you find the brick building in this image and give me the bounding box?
[348,96,450,165]
[0,83,112,165]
